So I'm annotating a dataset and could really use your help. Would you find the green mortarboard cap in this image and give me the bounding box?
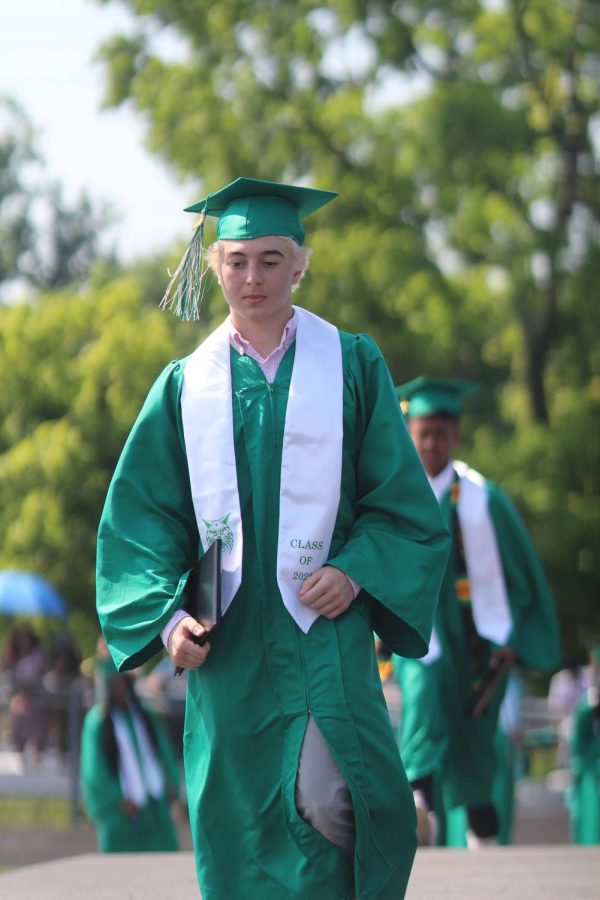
[396,376,480,418]
[184,177,338,245]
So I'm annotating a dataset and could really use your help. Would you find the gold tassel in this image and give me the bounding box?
[159,211,209,320]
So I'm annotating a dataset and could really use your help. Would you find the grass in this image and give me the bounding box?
[0,795,72,830]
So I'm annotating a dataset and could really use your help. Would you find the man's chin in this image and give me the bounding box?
[423,459,447,477]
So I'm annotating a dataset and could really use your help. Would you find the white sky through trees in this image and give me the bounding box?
[0,0,190,261]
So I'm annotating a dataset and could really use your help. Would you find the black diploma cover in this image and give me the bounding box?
[174,539,222,676]
[471,657,511,718]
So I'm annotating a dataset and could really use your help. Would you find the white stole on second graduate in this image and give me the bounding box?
[422,460,513,664]
[452,460,512,645]
[181,306,343,632]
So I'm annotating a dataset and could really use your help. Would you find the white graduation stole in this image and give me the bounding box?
[181,306,344,632]
[422,461,513,665]
[113,708,165,806]
[453,461,513,646]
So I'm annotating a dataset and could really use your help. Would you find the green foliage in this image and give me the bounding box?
[0,275,201,649]
[92,0,598,413]
[469,382,600,659]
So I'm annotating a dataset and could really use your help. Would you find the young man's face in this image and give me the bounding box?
[216,235,302,333]
[408,414,461,477]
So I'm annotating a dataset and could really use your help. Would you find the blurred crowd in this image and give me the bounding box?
[0,626,189,854]
[0,624,84,768]
[0,625,185,772]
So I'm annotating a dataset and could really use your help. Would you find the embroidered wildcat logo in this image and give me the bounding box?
[203,514,235,552]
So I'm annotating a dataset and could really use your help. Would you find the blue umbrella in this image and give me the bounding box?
[0,570,66,618]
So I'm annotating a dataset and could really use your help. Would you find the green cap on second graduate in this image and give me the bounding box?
[396,376,480,418]
[160,177,338,321]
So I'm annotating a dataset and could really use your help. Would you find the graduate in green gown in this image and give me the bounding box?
[96,178,450,899]
[568,647,600,844]
[80,653,181,853]
[394,377,561,847]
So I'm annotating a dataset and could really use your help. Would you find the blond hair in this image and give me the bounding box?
[206,237,312,293]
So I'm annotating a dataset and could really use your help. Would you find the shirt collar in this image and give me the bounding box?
[427,459,454,502]
[229,308,297,361]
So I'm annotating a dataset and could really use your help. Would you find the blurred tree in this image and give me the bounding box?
[468,382,600,660]
[88,0,599,653]
[93,0,599,420]
[23,183,116,291]
[0,97,35,288]
[0,272,202,654]
[0,96,115,295]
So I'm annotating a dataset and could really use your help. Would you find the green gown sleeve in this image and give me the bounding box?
[327,335,450,658]
[487,482,561,673]
[96,361,199,671]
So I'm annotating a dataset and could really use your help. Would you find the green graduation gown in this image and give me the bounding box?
[395,468,560,817]
[441,727,519,847]
[392,656,446,786]
[80,703,181,852]
[568,694,600,844]
[97,331,450,899]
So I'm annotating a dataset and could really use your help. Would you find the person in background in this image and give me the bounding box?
[548,657,593,768]
[43,631,83,760]
[80,651,182,853]
[96,177,449,899]
[568,646,600,844]
[394,376,561,847]
[1,624,48,767]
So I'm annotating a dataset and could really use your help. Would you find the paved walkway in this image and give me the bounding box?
[0,846,598,899]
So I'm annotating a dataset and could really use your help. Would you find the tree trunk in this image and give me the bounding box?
[523,273,559,424]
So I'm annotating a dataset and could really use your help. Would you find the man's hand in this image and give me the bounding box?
[490,646,517,670]
[299,565,354,619]
[472,646,516,718]
[168,615,212,671]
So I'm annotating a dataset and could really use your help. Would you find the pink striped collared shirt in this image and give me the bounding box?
[229,310,298,382]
